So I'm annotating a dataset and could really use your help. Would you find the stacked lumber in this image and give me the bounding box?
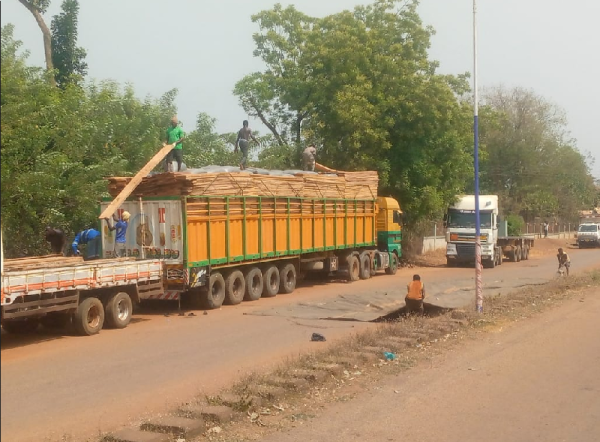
[4,255,84,272]
[106,169,379,200]
[338,171,379,200]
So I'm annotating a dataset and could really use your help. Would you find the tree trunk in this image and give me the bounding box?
[18,0,56,87]
[249,99,286,148]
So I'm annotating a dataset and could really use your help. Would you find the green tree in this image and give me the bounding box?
[183,113,239,168]
[1,25,175,257]
[234,0,474,224]
[479,86,596,223]
[51,0,87,87]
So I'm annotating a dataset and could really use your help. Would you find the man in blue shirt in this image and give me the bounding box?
[72,228,101,260]
[104,211,130,257]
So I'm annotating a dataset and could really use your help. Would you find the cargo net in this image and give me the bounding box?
[106,167,378,200]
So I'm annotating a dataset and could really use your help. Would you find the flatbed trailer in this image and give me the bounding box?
[1,255,164,335]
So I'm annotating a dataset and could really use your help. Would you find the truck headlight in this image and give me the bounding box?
[446,244,457,255]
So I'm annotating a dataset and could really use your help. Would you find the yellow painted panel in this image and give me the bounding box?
[230,219,243,257]
[246,218,259,255]
[290,218,301,250]
[336,217,345,246]
[326,217,335,248]
[186,219,208,263]
[262,218,275,254]
[356,217,365,243]
[276,218,287,252]
[211,220,227,260]
[302,218,313,250]
[314,220,324,248]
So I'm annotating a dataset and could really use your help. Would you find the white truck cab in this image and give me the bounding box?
[577,222,600,248]
[445,195,499,268]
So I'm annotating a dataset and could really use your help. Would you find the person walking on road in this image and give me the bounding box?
[406,274,426,315]
[72,228,101,260]
[104,211,130,257]
[164,115,186,172]
[557,248,571,276]
[235,120,258,170]
[45,226,66,255]
[302,144,317,171]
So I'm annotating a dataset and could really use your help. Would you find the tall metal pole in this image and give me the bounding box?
[473,0,483,313]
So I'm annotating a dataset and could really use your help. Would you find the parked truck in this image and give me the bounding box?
[99,194,403,309]
[444,195,535,268]
[1,229,165,335]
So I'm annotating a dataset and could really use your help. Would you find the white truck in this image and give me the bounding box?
[444,195,535,269]
[576,222,600,248]
[1,230,165,336]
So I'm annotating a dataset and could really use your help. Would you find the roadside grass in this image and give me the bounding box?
[94,269,599,442]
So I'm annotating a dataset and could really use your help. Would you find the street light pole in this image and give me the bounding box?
[473,0,483,313]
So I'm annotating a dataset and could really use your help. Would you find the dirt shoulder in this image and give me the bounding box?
[97,269,599,442]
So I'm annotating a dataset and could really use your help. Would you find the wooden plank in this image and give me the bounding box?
[315,162,338,173]
[99,142,176,219]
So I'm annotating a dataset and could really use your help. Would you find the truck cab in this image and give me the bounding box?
[577,222,600,248]
[445,195,500,268]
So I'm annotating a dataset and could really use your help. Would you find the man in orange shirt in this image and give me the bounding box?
[406,274,426,315]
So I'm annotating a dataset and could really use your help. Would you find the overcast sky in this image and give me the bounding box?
[2,0,598,178]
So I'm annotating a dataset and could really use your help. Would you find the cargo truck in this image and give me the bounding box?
[1,230,165,335]
[99,194,403,309]
[444,195,534,268]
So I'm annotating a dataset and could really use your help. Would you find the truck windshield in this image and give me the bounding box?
[447,210,492,229]
[579,225,598,232]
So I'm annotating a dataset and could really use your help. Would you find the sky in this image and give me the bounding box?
[2,0,599,178]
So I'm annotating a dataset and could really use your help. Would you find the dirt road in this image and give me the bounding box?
[261,287,600,442]
[1,246,599,442]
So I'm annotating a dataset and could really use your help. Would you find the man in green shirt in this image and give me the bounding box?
[164,115,186,172]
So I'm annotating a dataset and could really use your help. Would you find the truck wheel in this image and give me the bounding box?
[484,257,495,269]
[346,255,360,281]
[105,292,133,329]
[446,258,456,268]
[516,246,522,262]
[74,297,105,336]
[262,265,280,298]
[279,263,297,294]
[204,272,226,309]
[359,253,372,280]
[385,253,399,275]
[523,246,529,260]
[509,249,518,262]
[40,313,71,330]
[225,270,246,305]
[2,318,40,334]
[244,267,263,301]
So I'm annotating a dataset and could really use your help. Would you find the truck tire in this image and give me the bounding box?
[509,249,518,262]
[105,292,133,329]
[516,246,522,262]
[279,263,297,294]
[262,265,280,298]
[225,270,246,305]
[244,267,263,301]
[2,318,40,334]
[359,253,372,280]
[483,256,495,269]
[74,297,105,336]
[523,246,529,260]
[385,253,399,275]
[446,258,456,268]
[204,272,226,309]
[40,313,71,330]
[346,255,360,281]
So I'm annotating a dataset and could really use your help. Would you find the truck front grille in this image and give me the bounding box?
[456,243,475,256]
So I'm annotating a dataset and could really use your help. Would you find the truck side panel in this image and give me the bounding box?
[185,196,376,267]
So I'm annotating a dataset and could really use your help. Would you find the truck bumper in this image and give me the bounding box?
[446,243,494,262]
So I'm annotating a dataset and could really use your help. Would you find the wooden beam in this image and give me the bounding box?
[314,162,338,174]
[99,143,176,219]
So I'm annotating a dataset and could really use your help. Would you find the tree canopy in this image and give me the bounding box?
[234,0,475,224]
[51,0,88,87]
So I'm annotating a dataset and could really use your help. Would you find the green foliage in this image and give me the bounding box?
[234,0,474,224]
[1,25,175,257]
[184,113,238,168]
[479,87,597,223]
[505,214,524,236]
[51,0,87,87]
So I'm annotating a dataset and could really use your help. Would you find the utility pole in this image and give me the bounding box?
[473,0,483,313]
